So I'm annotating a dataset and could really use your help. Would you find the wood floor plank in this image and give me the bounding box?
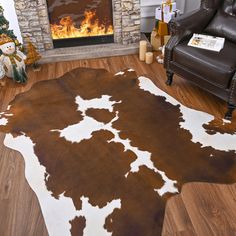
[163,183,236,236]
[162,195,196,236]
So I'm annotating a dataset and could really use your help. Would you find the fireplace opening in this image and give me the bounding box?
[46,0,114,48]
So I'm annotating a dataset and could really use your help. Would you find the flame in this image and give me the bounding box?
[50,10,113,39]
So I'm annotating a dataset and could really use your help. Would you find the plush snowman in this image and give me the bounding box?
[0,62,5,86]
[0,63,5,78]
[0,34,27,83]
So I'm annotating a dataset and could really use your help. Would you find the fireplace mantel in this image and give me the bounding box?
[13,0,141,52]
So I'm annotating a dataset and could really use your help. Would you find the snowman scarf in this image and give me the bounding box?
[3,52,22,68]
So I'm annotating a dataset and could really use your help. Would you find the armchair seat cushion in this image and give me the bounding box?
[172,39,236,89]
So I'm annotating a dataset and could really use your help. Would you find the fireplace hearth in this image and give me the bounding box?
[52,35,114,48]
[13,0,143,62]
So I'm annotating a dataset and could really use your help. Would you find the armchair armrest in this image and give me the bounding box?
[229,73,236,105]
[164,7,216,70]
[169,8,216,35]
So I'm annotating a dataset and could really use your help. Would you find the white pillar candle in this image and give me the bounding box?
[139,40,147,61]
[145,52,154,64]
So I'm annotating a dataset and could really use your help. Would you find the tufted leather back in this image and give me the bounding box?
[201,0,223,9]
[233,0,236,13]
[205,0,236,43]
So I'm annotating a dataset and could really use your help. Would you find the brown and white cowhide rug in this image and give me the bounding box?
[0,68,235,236]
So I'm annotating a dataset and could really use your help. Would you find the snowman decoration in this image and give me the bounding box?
[0,62,5,86]
[0,34,27,83]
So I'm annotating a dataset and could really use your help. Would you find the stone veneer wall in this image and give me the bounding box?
[14,0,53,51]
[113,0,141,45]
[14,0,141,52]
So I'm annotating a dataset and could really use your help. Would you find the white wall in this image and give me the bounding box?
[0,0,22,43]
[184,0,201,13]
[140,0,189,33]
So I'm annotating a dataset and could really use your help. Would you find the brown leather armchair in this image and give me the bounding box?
[164,0,236,119]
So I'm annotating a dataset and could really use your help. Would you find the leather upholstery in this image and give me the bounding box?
[164,8,215,71]
[233,0,236,13]
[205,0,236,43]
[169,62,230,102]
[229,75,236,104]
[201,0,223,9]
[169,8,216,34]
[173,40,236,88]
[164,0,236,108]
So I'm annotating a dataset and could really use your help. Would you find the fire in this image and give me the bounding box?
[50,10,113,40]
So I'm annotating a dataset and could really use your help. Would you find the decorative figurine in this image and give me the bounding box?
[0,62,5,86]
[0,34,27,83]
[25,37,41,71]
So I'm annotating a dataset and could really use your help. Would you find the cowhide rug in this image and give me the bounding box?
[0,68,235,236]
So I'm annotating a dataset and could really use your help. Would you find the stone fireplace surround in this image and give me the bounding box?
[13,0,145,63]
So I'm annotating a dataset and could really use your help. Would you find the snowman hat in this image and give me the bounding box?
[0,34,14,46]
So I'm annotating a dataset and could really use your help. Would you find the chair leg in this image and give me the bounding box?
[166,71,174,86]
[225,103,236,120]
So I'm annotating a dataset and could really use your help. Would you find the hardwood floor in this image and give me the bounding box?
[162,183,236,236]
[0,54,235,236]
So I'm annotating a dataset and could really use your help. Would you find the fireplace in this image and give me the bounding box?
[13,0,143,62]
[46,0,114,48]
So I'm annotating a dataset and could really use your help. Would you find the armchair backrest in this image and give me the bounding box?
[205,0,236,43]
[233,0,236,13]
[232,0,236,14]
[200,0,223,9]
